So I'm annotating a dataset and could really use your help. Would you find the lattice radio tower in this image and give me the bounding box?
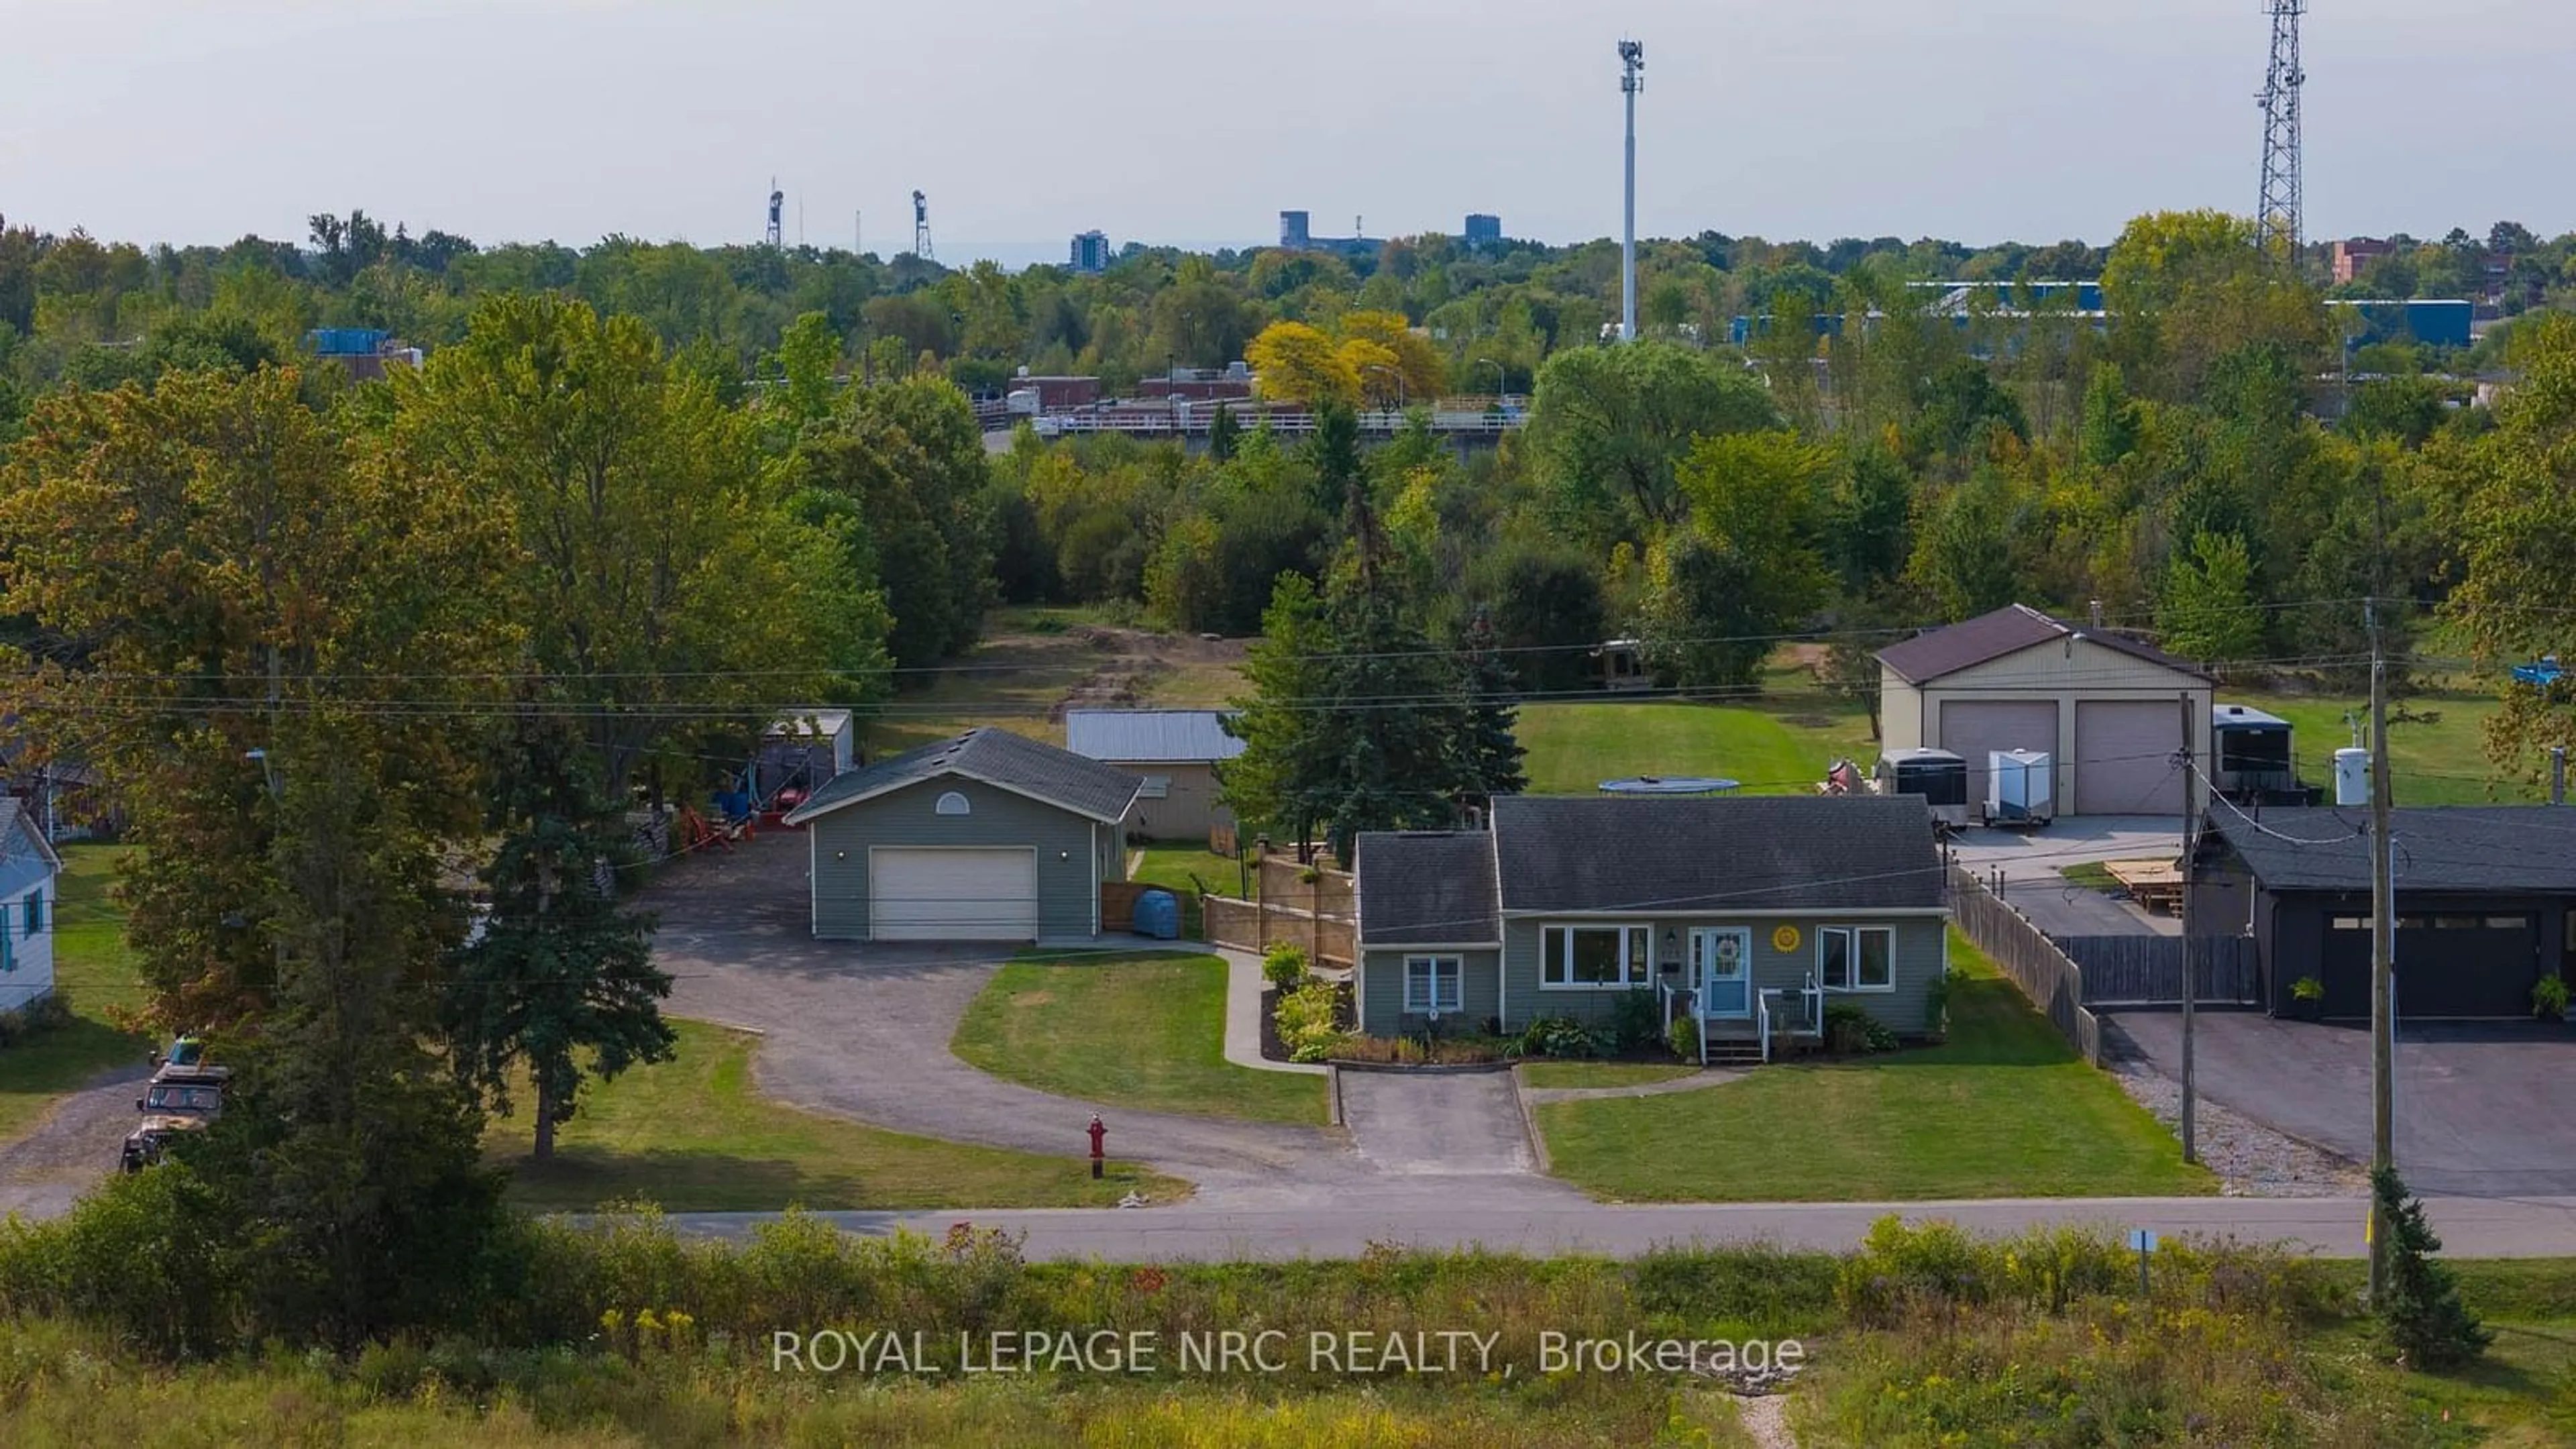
[2256,0,2306,256]
[911,191,934,261]
[765,179,784,249]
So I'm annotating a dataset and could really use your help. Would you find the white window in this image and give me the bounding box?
[934,791,972,816]
[1540,924,1652,989]
[1137,775,1172,800]
[1819,926,1896,992]
[1403,955,1463,1013]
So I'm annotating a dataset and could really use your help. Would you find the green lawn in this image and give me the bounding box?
[490,1019,1187,1211]
[0,844,152,1145]
[1516,696,1876,798]
[1128,846,1244,938]
[1518,1061,1703,1091]
[951,953,1327,1125]
[2058,861,2120,892]
[2231,690,2529,806]
[1534,931,2218,1202]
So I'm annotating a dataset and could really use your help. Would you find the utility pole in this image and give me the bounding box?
[2176,692,2198,1165]
[2367,598,2396,1300]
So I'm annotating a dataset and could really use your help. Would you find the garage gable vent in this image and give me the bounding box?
[934,790,971,816]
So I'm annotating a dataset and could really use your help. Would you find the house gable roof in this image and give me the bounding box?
[2213,806,2576,895]
[1063,710,1246,765]
[1876,604,2213,686]
[0,799,58,900]
[782,728,1142,826]
[1490,795,1943,914]
[1354,831,1502,946]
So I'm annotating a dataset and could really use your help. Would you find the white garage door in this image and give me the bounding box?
[2075,700,2186,816]
[870,848,1039,941]
[1939,700,2059,818]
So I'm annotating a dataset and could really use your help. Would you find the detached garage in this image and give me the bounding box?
[2194,806,2576,1021]
[1878,604,2213,818]
[782,729,1140,943]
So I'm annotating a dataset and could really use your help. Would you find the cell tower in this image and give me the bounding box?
[765,179,784,249]
[912,191,934,261]
[2255,1,2306,256]
[1617,39,1644,342]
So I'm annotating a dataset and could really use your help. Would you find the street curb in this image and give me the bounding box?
[1324,1060,1515,1075]
[1509,1064,1552,1175]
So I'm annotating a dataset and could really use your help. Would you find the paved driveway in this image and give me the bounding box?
[2108,1012,2576,1197]
[1338,1069,1550,1179]
[1949,816,2189,887]
[648,833,1580,1212]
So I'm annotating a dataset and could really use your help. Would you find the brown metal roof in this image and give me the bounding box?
[1875,604,2213,686]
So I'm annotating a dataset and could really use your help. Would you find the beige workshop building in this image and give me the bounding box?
[1876,604,2214,819]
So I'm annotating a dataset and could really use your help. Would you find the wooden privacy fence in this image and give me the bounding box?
[1949,867,2103,1065]
[1201,855,1356,969]
[2057,935,2261,1006]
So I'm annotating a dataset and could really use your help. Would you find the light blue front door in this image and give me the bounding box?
[1690,927,1752,1018]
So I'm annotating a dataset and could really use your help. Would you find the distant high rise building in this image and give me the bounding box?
[1464,213,1503,244]
[1069,229,1112,273]
[1279,211,1311,249]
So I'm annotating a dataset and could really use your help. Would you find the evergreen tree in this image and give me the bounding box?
[1452,606,1528,812]
[1208,399,1240,462]
[445,706,676,1163]
[2156,530,2264,663]
[2371,1165,2493,1369]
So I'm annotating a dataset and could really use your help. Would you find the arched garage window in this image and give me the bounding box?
[934,791,971,816]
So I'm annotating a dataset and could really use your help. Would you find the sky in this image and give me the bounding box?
[1,0,2569,265]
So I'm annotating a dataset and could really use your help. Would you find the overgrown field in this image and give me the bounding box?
[1,1205,2565,1445]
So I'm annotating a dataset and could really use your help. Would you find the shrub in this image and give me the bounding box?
[1515,1015,1607,1061]
[1330,1035,1510,1066]
[0,990,74,1049]
[1260,942,1309,990]
[1275,979,1343,1063]
[1921,971,1950,1034]
[1822,1004,1898,1055]
[2371,1165,2491,1368]
[1665,1016,1701,1063]
[1605,989,1664,1055]
[2291,975,2325,1002]
[2534,973,2569,1022]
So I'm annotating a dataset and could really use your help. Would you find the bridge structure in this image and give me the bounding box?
[977,396,1529,452]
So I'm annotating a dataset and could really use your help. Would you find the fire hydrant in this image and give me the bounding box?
[1087,1114,1107,1179]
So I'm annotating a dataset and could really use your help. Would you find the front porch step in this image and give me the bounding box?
[1701,1040,1766,1067]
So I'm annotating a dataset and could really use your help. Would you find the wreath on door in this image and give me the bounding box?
[1715,934,1742,965]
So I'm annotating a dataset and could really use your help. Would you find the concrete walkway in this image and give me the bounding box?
[657,1192,2576,1260]
[1218,949,1324,1077]
[1517,1068,1746,1105]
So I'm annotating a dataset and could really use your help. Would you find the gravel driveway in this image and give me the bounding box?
[0,1065,149,1220]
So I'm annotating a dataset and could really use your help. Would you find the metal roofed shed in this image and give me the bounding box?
[1061,709,1244,843]
[1599,775,1739,796]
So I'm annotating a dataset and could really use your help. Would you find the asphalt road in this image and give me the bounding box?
[654,1193,2576,1260]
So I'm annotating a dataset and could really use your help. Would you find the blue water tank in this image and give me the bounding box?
[1132,889,1180,941]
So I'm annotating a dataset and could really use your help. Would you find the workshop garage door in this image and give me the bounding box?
[2320,912,2539,1019]
[2075,700,2187,816]
[1939,700,2058,818]
[870,848,1039,941]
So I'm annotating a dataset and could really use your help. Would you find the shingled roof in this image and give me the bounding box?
[1877,604,2212,686]
[2213,806,2576,895]
[1354,831,1502,946]
[782,728,1142,826]
[1491,796,1945,914]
